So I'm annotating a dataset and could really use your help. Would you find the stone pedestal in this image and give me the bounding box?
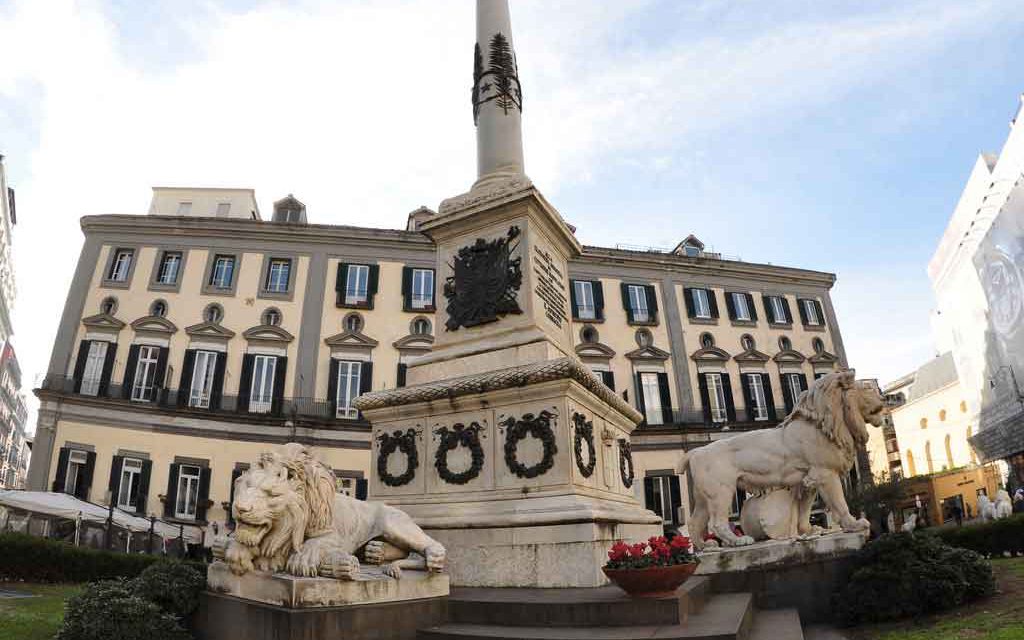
[195,562,449,640]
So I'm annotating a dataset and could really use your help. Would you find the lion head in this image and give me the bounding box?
[231,443,336,571]
[792,370,885,462]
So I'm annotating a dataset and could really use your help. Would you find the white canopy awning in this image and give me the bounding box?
[0,490,203,544]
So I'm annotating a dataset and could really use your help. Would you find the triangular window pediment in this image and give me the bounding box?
[625,345,671,362]
[185,321,236,340]
[242,324,295,344]
[130,315,178,335]
[809,350,838,364]
[324,330,380,349]
[392,334,434,353]
[734,348,770,364]
[575,342,615,359]
[82,313,126,331]
[691,346,731,362]
[773,349,806,364]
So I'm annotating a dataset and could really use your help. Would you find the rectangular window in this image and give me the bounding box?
[189,351,218,408]
[80,341,108,396]
[628,285,650,323]
[787,374,804,406]
[411,268,434,309]
[803,299,821,325]
[131,345,160,402]
[747,374,768,421]
[177,202,192,215]
[707,373,728,423]
[732,293,751,321]
[639,372,663,426]
[345,265,370,305]
[575,281,596,319]
[174,465,201,520]
[210,255,236,289]
[216,202,231,217]
[108,249,134,282]
[768,296,787,323]
[117,458,143,510]
[249,355,277,414]
[335,360,363,419]
[649,476,674,524]
[64,450,88,495]
[692,288,711,319]
[265,258,291,293]
[157,252,182,285]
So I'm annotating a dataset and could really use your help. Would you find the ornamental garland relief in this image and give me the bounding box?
[501,409,558,479]
[433,422,487,485]
[571,412,597,478]
[376,428,420,487]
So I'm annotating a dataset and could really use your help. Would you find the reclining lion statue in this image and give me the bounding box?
[217,443,445,579]
[682,371,884,550]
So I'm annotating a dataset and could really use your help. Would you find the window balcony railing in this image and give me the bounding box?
[637,407,791,429]
[38,375,363,425]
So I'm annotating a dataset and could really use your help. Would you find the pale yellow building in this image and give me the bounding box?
[28,189,849,533]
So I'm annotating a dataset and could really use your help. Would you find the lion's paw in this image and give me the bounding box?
[729,535,755,547]
[287,544,324,578]
[382,562,403,579]
[363,540,386,565]
[842,517,870,533]
[225,541,254,575]
[425,544,446,573]
[318,551,361,581]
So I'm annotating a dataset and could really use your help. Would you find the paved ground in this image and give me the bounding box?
[0,589,35,599]
[804,625,850,640]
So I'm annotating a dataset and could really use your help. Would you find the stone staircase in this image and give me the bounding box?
[417,577,804,640]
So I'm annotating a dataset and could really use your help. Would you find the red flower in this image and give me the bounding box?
[703,532,717,542]
[648,536,667,548]
[608,541,629,562]
[628,543,647,559]
[671,536,691,550]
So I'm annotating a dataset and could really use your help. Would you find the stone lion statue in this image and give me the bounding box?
[218,443,445,580]
[681,371,884,550]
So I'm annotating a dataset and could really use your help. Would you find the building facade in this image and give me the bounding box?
[0,155,29,489]
[27,188,848,530]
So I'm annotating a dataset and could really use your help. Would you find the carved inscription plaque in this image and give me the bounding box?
[533,245,568,327]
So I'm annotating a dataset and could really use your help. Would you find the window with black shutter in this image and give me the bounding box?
[657,372,673,425]
[237,354,256,413]
[761,373,778,420]
[600,369,615,391]
[337,263,379,309]
[53,448,94,498]
[397,363,408,388]
[402,266,435,311]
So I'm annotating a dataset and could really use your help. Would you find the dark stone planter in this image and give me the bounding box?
[602,562,699,598]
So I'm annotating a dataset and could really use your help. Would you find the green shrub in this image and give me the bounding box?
[0,533,204,583]
[935,514,1024,557]
[834,532,994,625]
[132,561,206,620]
[56,579,191,640]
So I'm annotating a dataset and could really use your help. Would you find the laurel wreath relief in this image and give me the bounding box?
[377,429,419,487]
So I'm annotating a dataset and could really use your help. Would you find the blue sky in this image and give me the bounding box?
[1,0,1023,427]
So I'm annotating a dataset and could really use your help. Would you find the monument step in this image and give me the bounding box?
[418,592,753,640]
[748,608,804,640]
[447,577,709,627]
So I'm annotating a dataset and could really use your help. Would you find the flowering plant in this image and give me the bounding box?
[604,535,696,570]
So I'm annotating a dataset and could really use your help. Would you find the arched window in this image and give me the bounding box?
[411,317,431,336]
[700,333,714,349]
[925,441,933,474]
[740,334,755,351]
[920,417,927,429]
[344,313,363,333]
[100,296,118,315]
[636,329,654,348]
[960,400,968,413]
[939,409,947,422]
[778,336,792,351]
[150,300,167,318]
[906,449,917,476]
[944,434,954,470]
[812,338,824,354]
[580,325,598,344]
[262,308,282,326]
[203,304,223,324]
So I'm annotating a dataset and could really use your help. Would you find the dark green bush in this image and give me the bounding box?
[0,532,204,583]
[934,514,1024,557]
[56,579,191,640]
[132,561,206,620]
[834,532,995,626]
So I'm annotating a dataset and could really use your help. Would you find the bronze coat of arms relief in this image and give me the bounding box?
[443,226,523,331]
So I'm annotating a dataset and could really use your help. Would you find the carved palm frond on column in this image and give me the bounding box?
[471,32,523,123]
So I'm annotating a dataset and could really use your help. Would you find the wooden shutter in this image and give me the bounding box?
[782,374,795,414]
[782,297,793,324]
[211,352,227,411]
[368,262,385,307]
[121,344,141,399]
[698,374,712,424]
[359,361,374,395]
[72,340,91,393]
[600,370,615,391]
[177,350,197,408]
[327,359,340,414]
[196,467,213,522]
[814,300,825,325]
[797,299,809,325]
[227,466,245,527]
[77,452,96,501]
[798,374,809,393]
[108,455,125,498]
[707,289,720,319]
[569,280,580,319]
[136,460,152,515]
[747,294,759,322]
[620,283,634,323]
[657,372,673,425]
[238,354,256,413]
[52,448,70,492]
[401,266,413,310]
[355,479,368,501]
[721,373,737,422]
[98,343,117,398]
[335,263,349,304]
[761,295,774,323]
[683,288,696,318]
[740,373,755,422]
[593,281,605,320]
[725,292,737,321]
[634,372,647,424]
[643,477,658,516]
[646,285,659,321]
[153,347,169,401]
[669,475,682,525]
[271,356,288,416]
[396,363,408,388]
[164,464,180,517]
[761,373,777,420]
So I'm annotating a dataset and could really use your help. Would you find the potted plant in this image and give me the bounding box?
[603,535,699,597]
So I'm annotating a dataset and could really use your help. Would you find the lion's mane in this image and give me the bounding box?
[785,371,863,467]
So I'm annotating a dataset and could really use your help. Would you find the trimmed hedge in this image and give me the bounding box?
[0,532,204,583]
[56,579,191,640]
[934,513,1024,557]
[833,532,994,626]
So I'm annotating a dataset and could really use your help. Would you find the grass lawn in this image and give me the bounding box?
[0,582,81,640]
[849,556,1024,640]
